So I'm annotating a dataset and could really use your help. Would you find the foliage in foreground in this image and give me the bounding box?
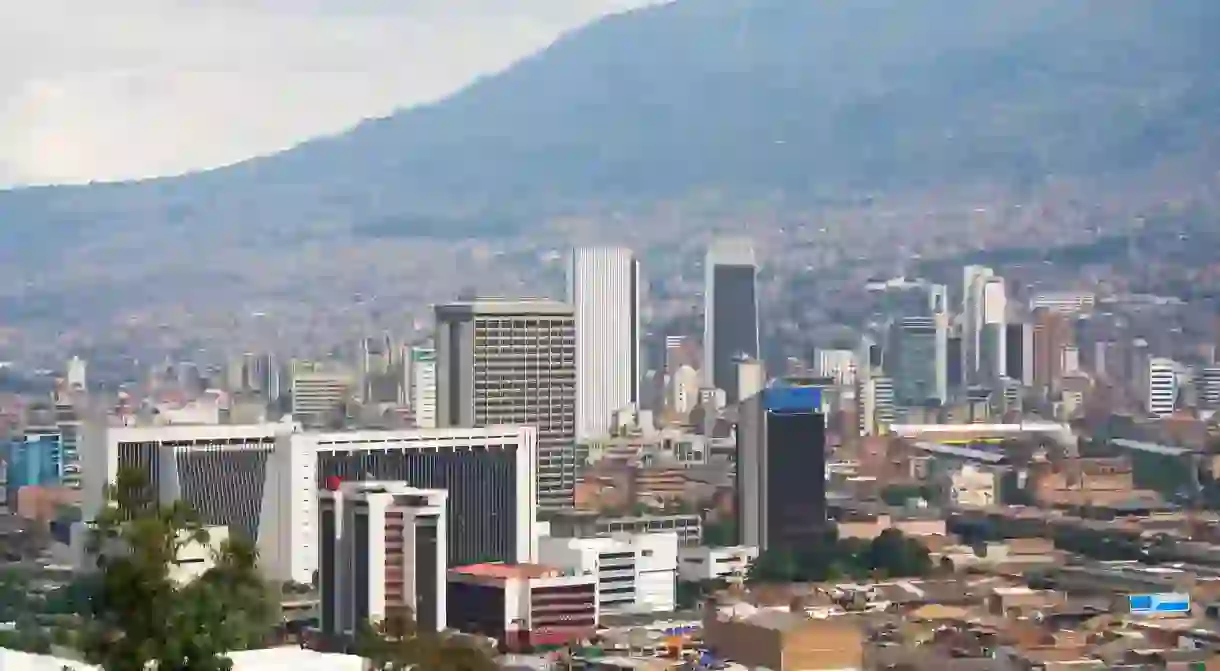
[357,608,497,671]
[77,468,275,671]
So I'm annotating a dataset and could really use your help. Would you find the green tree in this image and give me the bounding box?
[79,468,274,671]
[357,608,496,671]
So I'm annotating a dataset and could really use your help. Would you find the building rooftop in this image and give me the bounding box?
[449,562,568,580]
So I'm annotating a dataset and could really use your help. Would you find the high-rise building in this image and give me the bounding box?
[888,316,947,407]
[704,238,759,402]
[1199,367,1220,412]
[83,423,538,584]
[1005,323,1034,387]
[408,345,437,429]
[568,247,641,441]
[961,265,994,381]
[1032,308,1074,394]
[1148,358,1178,418]
[291,364,354,429]
[4,433,63,507]
[978,277,1008,381]
[66,356,87,392]
[814,349,857,386]
[435,299,576,509]
[737,385,826,552]
[319,481,447,635]
[858,376,895,437]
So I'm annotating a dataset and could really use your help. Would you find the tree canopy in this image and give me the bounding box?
[77,467,275,671]
[747,527,933,584]
[357,608,496,671]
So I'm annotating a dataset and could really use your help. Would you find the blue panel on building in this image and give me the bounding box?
[763,386,821,412]
[1129,592,1190,615]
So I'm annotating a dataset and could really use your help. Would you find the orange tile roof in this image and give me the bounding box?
[449,562,563,580]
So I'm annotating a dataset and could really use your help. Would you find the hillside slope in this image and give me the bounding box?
[2,0,1219,253]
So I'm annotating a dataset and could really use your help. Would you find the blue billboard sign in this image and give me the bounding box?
[1128,592,1190,615]
[763,386,821,412]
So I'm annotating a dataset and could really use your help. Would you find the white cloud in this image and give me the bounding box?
[0,0,661,186]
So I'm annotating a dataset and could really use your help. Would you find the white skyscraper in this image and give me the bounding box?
[568,247,641,442]
[980,277,1008,380]
[409,345,437,429]
[1148,358,1178,418]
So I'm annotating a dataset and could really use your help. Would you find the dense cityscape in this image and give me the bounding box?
[6,233,1220,670]
[6,1,1220,671]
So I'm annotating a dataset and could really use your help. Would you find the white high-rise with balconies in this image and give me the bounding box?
[1148,358,1178,418]
[568,247,641,442]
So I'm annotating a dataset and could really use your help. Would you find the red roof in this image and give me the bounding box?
[450,562,564,580]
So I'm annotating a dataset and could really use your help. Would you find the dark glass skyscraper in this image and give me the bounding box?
[704,238,759,402]
[736,385,826,552]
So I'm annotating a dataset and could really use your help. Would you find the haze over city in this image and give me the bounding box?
[4,1,1220,670]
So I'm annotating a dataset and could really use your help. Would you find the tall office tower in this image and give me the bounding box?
[814,349,858,386]
[409,346,437,429]
[703,238,759,402]
[978,277,1008,381]
[568,247,641,441]
[737,385,826,552]
[888,316,948,407]
[858,376,896,437]
[291,365,354,429]
[435,299,577,510]
[1032,308,1074,394]
[4,433,63,508]
[1148,358,1178,418]
[961,265,994,380]
[319,481,447,635]
[53,399,82,490]
[946,332,963,391]
[66,356,87,391]
[1005,323,1034,387]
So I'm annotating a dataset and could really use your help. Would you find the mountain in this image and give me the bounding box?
[3,0,1220,257]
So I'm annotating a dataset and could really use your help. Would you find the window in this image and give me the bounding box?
[642,549,653,557]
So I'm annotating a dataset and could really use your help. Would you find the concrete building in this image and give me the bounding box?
[702,605,865,671]
[447,563,598,650]
[737,385,826,552]
[319,482,447,635]
[408,345,437,429]
[813,349,857,387]
[82,422,537,584]
[704,238,759,402]
[435,299,577,509]
[677,545,758,583]
[568,247,641,442]
[291,366,354,429]
[539,532,678,615]
[944,463,1000,508]
[544,510,702,547]
[1148,357,1179,418]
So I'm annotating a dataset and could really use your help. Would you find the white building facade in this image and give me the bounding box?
[568,247,641,442]
[677,545,758,583]
[1148,357,1178,418]
[319,482,447,634]
[539,532,678,615]
[83,422,538,585]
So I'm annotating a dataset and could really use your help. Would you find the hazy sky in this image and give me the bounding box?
[0,0,660,187]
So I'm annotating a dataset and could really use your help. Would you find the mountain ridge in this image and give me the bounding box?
[3,0,1220,253]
